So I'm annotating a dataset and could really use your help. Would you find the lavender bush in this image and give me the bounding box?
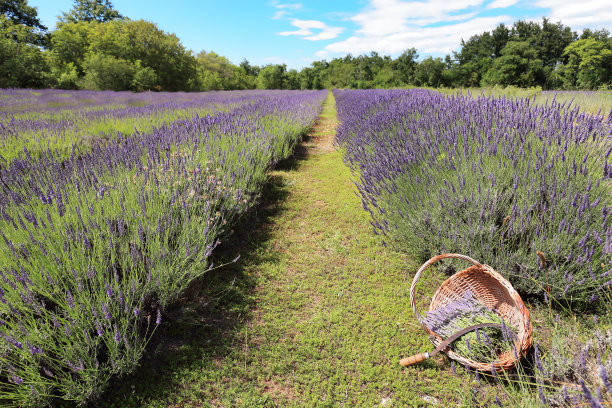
[335,89,612,307]
[0,89,326,406]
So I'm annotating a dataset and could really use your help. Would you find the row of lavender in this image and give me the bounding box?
[0,90,326,406]
[0,89,296,162]
[334,89,612,306]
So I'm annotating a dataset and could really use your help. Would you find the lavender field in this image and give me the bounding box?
[1,87,611,407]
[0,89,326,406]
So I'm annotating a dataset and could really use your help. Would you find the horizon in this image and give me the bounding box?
[28,0,612,70]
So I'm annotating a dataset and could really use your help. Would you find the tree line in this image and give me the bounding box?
[1,0,611,91]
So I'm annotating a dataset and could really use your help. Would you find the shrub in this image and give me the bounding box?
[80,53,135,91]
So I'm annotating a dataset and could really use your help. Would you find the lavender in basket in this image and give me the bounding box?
[422,291,515,363]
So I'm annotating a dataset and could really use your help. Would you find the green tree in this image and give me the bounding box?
[285,68,300,90]
[580,28,611,42]
[298,66,314,89]
[454,32,496,86]
[537,18,576,68]
[239,58,259,77]
[414,57,446,87]
[372,65,400,88]
[195,50,252,90]
[482,40,544,87]
[1,0,47,45]
[91,19,196,91]
[0,15,49,87]
[393,48,418,84]
[561,38,612,89]
[324,56,355,88]
[50,19,198,91]
[512,20,541,40]
[257,64,286,89]
[49,20,94,73]
[80,52,134,90]
[1,0,45,28]
[60,0,122,23]
[491,24,509,58]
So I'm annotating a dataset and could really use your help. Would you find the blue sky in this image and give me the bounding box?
[29,0,612,69]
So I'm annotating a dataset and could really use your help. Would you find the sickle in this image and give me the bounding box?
[399,322,517,367]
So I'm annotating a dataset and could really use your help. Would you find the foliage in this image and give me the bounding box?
[482,41,545,88]
[0,16,49,88]
[2,3,612,92]
[60,0,123,24]
[561,38,612,90]
[0,0,44,29]
[335,88,612,308]
[257,63,287,89]
[0,0,46,45]
[50,19,198,91]
[196,51,254,91]
[80,52,136,90]
[413,56,446,88]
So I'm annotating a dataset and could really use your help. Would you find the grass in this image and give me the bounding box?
[100,92,500,407]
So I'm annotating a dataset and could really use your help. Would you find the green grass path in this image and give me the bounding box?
[104,91,488,407]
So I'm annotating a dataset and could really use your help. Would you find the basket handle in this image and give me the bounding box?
[409,253,482,323]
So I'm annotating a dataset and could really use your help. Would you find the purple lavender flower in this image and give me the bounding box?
[156,309,162,325]
[113,325,121,343]
[105,283,113,299]
[26,342,42,355]
[538,386,546,405]
[579,379,603,408]
[534,342,545,374]
[10,373,23,385]
[95,320,104,337]
[600,365,611,393]
[101,303,111,320]
[66,290,75,308]
[561,385,569,403]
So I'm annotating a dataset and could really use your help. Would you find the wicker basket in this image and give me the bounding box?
[410,253,533,371]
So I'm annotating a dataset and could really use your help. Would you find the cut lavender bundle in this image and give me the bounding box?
[422,291,514,363]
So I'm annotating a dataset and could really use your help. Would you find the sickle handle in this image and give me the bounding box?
[399,352,430,367]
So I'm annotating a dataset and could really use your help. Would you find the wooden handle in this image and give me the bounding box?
[399,352,429,367]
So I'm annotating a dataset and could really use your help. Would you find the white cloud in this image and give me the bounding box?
[278,19,344,41]
[351,0,486,37]
[304,0,612,63]
[274,2,303,11]
[270,2,303,19]
[535,0,612,30]
[320,0,513,57]
[272,10,289,19]
[487,0,520,9]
